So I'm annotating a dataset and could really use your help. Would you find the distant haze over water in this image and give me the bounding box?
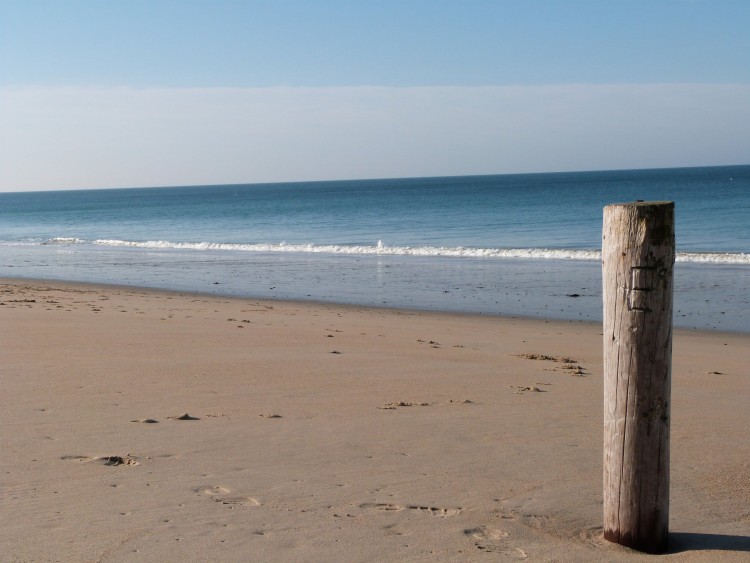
[1,165,748,332]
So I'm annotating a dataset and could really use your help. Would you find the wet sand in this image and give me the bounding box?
[1,279,748,561]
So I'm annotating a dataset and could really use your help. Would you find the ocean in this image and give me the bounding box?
[1,165,748,332]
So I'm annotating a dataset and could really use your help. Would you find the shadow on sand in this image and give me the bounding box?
[669,533,750,554]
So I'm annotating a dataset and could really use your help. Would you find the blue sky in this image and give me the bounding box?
[1,0,749,191]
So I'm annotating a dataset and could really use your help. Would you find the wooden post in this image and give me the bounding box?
[602,201,674,553]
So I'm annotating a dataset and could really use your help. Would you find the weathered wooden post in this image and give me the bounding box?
[602,201,674,553]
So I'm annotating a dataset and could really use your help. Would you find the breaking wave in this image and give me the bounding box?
[0,237,750,265]
[12,237,750,265]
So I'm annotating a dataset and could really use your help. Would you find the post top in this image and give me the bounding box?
[605,201,674,210]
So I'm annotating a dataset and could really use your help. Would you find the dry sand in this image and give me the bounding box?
[1,279,748,562]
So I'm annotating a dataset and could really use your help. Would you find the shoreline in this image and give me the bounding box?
[3,273,602,322]
[2,274,748,336]
[2,278,748,561]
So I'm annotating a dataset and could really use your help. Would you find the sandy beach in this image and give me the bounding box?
[1,278,748,562]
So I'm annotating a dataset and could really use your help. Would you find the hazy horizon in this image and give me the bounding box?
[2,1,749,192]
[2,161,749,195]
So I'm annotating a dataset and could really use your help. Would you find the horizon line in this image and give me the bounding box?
[2,163,747,195]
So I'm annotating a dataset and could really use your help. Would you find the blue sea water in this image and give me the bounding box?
[1,165,748,331]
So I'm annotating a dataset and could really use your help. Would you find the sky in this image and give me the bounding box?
[1,0,749,192]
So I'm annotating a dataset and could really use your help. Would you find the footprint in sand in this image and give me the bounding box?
[360,502,461,517]
[61,455,95,462]
[465,526,509,552]
[465,526,508,541]
[464,526,526,558]
[195,486,260,507]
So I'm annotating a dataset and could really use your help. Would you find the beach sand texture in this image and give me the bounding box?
[1,280,748,562]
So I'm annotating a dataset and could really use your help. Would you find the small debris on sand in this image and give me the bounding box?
[168,413,200,420]
[378,401,430,410]
[515,353,577,363]
[511,386,546,393]
[100,455,139,466]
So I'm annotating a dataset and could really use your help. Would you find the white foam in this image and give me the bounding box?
[48,237,86,244]
[677,252,750,264]
[88,238,601,260]
[12,237,749,265]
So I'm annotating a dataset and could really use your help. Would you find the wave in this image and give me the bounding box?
[89,238,607,261]
[7,237,750,265]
